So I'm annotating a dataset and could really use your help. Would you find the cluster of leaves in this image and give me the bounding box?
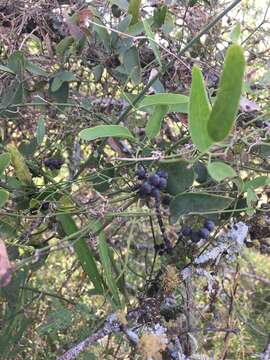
[0,0,270,359]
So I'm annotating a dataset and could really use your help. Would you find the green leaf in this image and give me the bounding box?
[143,19,161,67]
[0,314,32,358]
[207,45,245,142]
[57,213,104,294]
[252,144,270,158]
[207,161,236,182]
[7,51,26,78]
[243,176,270,193]
[128,0,142,25]
[25,61,48,77]
[38,308,73,335]
[19,139,37,158]
[162,10,174,34]
[92,64,104,82]
[7,144,32,185]
[0,189,9,208]
[169,102,188,113]
[82,353,97,360]
[51,71,76,92]
[0,153,11,177]
[246,188,257,216]
[36,116,45,145]
[0,80,24,118]
[98,233,121,307]
[145,105,168,139]
[49,80,69,105]
[128,17,153,36]
[229,23,241,44]
[0,65,15,75]
[188,66,212,152]
[79,125,134,141]
[56,36,75,59]
[153,5,167,28]
[93,18,111,50]
[111,0,128,9]
[170,192,233,222]
[138,93,188,108]
[159,159,194,195]
[121,46,141,85]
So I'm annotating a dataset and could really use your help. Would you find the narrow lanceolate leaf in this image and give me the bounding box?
[98,232,121,307]
[243,176,270,193]
[207,161,236,182]
[0,65,15,75]
[36,117,45,145]
[0,189,9,208]
[79,125,134,141]
[229,23,241,44]
[143,20,161,67]
[207,44,245,142]
[57,213,104,294]
[145,105,168,139]
[188,66,212,152]
[25,61,48,77]
[0,153,11,177]
[128,0,141,25]
[138,93,188,108]
[7,144,32,185]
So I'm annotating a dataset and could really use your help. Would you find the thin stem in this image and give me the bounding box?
[74,0,242,179]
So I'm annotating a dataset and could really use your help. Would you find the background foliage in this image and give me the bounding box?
[0,0,270,359]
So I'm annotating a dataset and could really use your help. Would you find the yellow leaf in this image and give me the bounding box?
[7,144,32,185]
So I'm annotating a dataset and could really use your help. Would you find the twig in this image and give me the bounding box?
[58,315,121,360]
[261,338,270,360]
[227,269,270,286]
[74,0,242,179]
[219,264,240,360]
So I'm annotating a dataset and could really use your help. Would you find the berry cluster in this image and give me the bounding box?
[181,219,215,243]
[135,166,168,200]
[44,158,64,170]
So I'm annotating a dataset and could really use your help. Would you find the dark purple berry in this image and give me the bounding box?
[41,202,50,211]
[149,174,160,186]
[136,166,146,180]
[182,226,192,237]
[162,195,171,206]
[151,187,161,199]
[155,243,165,251]
[204,219,215,232]
[140,181,152,195]
[191,231,201,243]
[198,227,210,239]
[44,158,64,170]
[156,170,168,179]
[158,177,167,189]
